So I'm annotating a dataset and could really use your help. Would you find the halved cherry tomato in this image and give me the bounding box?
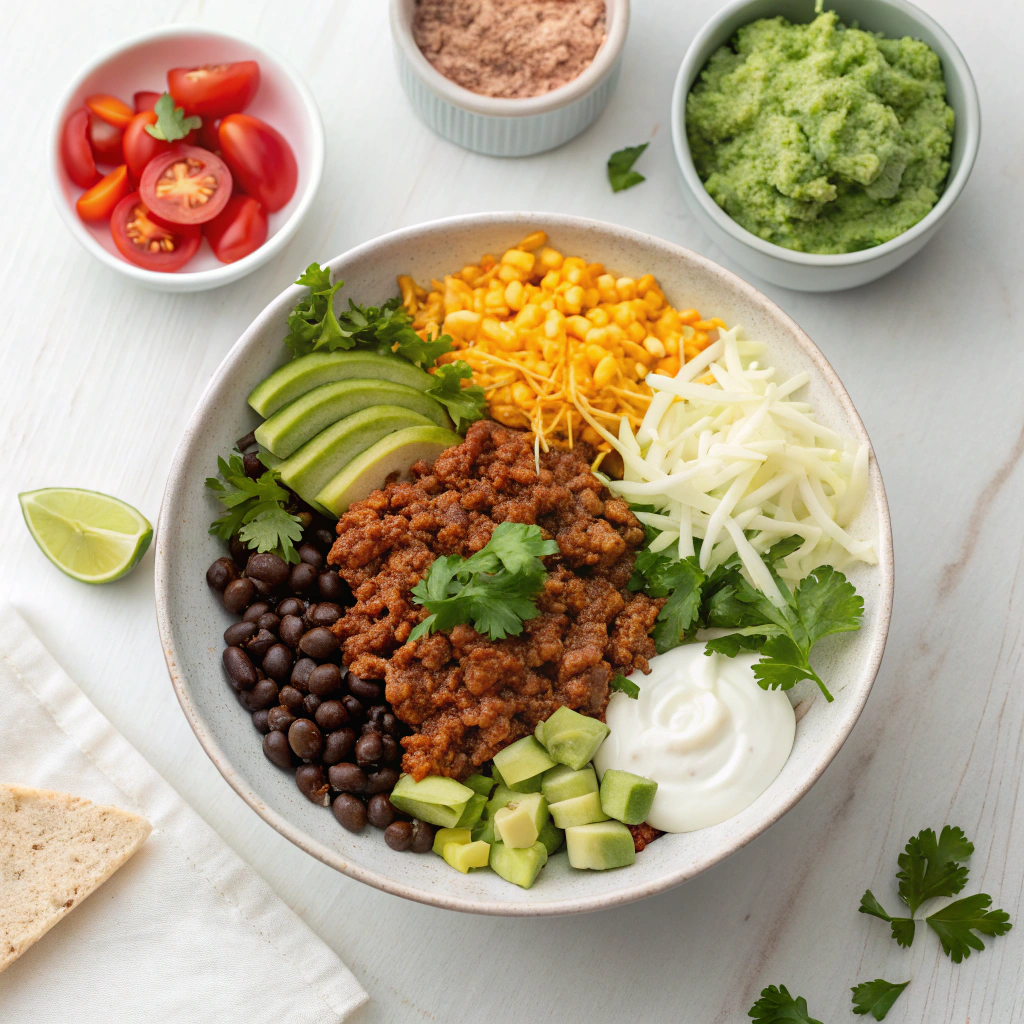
[76,165,131,222]
[85,93,134,129]
[204,194,267,263]
[134,91,161,113]
[218,114,297,213]
[61,108,99,188]
[168,61,260,118]
[88,115,124,164]
[139,145,232,226]
[110,191,201,271]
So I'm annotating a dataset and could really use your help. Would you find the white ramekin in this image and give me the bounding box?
[671,0,980,292]
[390,0,629,157]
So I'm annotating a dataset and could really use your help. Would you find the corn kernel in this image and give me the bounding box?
[563,286,584,314]
[497,263,523,284]
[644,289,664,314]
[658,356,680,376]
[515,304,544,329]
[627,321,647,343]
[563,265,582,285]
[594,354,619,388]
[504,280,525,311]
[443,310,482,337]
[615,277,637,301]
[584,288,601,309]
[664,333,680,356]
[582,426,602,446]
[535,361,551,376]
[585,343,606,368]
[502,248,536,273]
[585,307,610,328]
[565,315,590,340]
[512,382,534,405]
[540,270,561,292]
[635,361,647,378]
[643,336,666,358]
[539,248,563,270]
[516,231,547,252]
[678,308,701,325]
[636,274,656,297]
[612,303,635,328]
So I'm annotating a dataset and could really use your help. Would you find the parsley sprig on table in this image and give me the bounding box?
[206,451,304,564]
[748,985,822,1024]
[850,979,909,1021]
[145,92,202,142]
[607,143,648,192]
[408,523,558,642]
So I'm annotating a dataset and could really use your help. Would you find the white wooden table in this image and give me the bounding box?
[3,1,1022,1019]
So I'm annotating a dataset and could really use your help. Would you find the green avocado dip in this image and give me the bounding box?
[686,10,955,254]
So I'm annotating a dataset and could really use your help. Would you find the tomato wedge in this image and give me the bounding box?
[61,108,99,188]
[218,114,297,212]
[110,191,201,271]
[85,93,134,129]
[88,115,124,164]
[134,91,161,113]
[76,165,131,222]
[139,145,232,226]
[204,194,267,263]
[168,61,260,118]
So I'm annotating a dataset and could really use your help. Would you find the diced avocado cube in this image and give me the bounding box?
[599,769,659,825]
[431,827,471,857]
[508,772,545,794]
[539,707,609,770]
[542,764,598,804]
[443,839,491,873]
[464,773,496,797]
[538,818,565,856]
[534,720,546,745]
[389,774,474,828]
[455,792,488,829]
[490,764,506,788]
[472,818,496,844]
[485,783,518,819]
[493,792,548,849]
[489,841,548,889]
[565,821,636,870]
[549,790,609,829]
[492,736,556,787]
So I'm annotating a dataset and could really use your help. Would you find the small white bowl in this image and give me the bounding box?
[49,25,324,292]
[389,0,629,157]
[671,0,981,292]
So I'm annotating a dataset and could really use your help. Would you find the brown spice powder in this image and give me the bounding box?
[412,0,607,100]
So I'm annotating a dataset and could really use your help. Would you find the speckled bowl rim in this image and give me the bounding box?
[155,212,894,916]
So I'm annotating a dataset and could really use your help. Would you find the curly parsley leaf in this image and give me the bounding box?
[897,826,973,915]
[425,362,488,432]
[926,894,1013,963]
[858,890,916,948]
[145,92,202,141]
[748,985,822,1024]
[609,674,640,699]
[608,144,648,193]
[851,979,909,1021]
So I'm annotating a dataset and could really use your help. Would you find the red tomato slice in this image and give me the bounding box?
[204,194,267,263]
[110,192,201,272]
[139,145,232,226]
[76,165,131,222]
[218,114,297,213]
[134,91,162,113]
[85,93,134,129]
[61,108,99,188]
[88,115,124,165]
[167,61,260,119]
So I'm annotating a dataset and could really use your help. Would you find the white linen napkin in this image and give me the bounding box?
[0,606,367,1023]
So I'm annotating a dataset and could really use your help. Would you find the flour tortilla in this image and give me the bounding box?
[0,784,151,973]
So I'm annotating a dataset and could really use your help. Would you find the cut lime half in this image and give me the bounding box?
[19,488,153,584]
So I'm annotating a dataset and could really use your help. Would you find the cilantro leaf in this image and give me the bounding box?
[472,522,558,575]
[926,894,1013,963]
[608,144,648,193]
[704,628,779,657]
[791,565,863,648]
[238,507,304,560]
[610,674,640,699]
[283,264,346,357]
[858,890,916,947]
[425,362,488,432]
[748,984,822,1024]
[145,92,202,142]
[851,979,909,1021]
[897,826,973,915]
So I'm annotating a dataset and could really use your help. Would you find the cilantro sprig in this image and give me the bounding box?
[748,985,821,1024]
[409,523,558,642]
[608,143,648,192]
[145,92,202,142]
[206,451,304,564]
[850,979,909,1021]
[609,674,640,699]
[423,362,487,431]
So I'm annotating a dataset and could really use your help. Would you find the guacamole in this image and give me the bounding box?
[686,11,955,254]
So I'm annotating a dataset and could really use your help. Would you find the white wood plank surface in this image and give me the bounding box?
[2,0,1022,1019]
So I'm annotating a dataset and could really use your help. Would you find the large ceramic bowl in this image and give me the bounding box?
[155,213,894,915]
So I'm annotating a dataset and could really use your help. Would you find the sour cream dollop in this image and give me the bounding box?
[594,644,795,832]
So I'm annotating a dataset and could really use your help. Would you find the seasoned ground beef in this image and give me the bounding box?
[628,822,663,853]
[327,420,662,781]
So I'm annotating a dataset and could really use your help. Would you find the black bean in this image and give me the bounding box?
[355,732,383,766]
[317,572,346,603]
[410,820,435,854]
[384,821,413,851]
[340,695,364,723]
[289,561,319,594]
[267,705,296,732]
[288,719,323,761]
[381,712,399,736]
[380,735,400,764]
[332,793,367,833]
[246,551,290,586]
[224,621,257,647]
[308,663,342,697]
[313,527,335,550]
[367,793,397,829]
[307,602,342,628]
[296,764,330,805]
[366,705,387,726]
[251,709,271,734]
[322,728,355,765]
[230,535,249,568]
[297,543,324,570]
[223,577,255,614]
[250,576,275,597]
[303,694,323,716]
[262,643,293,681]
[206,557,239,592]
[247,629,276,658]
[279,615,306,648]
[297,511,314,530]
[278,685,305,713]
[242,678,279,711]
[315,700,348,731]
[223,646,257,690]
[328,762,366,794]
[365,767,400,795]
[263,730,294,768]
[257,612,280,634]
[242,601,272,623]
[242,451,264,479]
[348,676,381,703]
[299,627,339,659]
[289,657,315,692]
[277,597,306,618]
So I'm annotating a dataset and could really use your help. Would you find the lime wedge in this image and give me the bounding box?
[19,488,153,584]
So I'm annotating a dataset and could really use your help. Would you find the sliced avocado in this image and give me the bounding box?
[389,774,474,828]
[431,827,471,857]
[463,773,496,797]
[279,405,437,506]
[493,793,548,849]
[564,821,636,870]
[538,818,565,856]
[599,769,659,825]
[454,792,488,829]
[492,736,557,787]
[489,841,548,889]
[316,425,463,516]
[255,379,452,459]
[248,351,434,418]
[534,720,547,745]
[548,790,609,829]
[443,839,490,873]
[542,764,598,805]
[538,706,610,770]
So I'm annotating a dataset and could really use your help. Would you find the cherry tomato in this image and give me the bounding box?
[203,194,267,263]
[75,165,131,222]
[110,191,201,272]
[134,91,161,113]
[197,117,221,154]
[88,115,124,164]
[61,108,99,188]
[218,114,297,213]
[139,145,232,226]
[122,111,166,182]
[85,93,134,129]
[167,61,260,118]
